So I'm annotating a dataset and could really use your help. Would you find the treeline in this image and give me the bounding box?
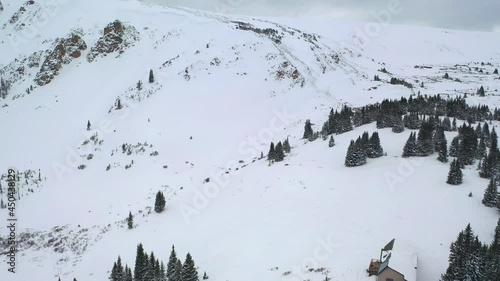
[441,221,500,281]
[109,244,206,281]
[305,94,494,141]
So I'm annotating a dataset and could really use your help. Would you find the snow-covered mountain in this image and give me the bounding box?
[1,0,500,280]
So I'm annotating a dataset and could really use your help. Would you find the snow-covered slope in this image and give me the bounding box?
[0,0,500,280]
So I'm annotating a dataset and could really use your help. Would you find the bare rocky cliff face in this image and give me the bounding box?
[87,20,140,62]
[34,32,87,86]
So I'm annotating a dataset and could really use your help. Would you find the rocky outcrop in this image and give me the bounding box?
[34,32,87,86]
[7,0,34,25]
[87,20,140,62]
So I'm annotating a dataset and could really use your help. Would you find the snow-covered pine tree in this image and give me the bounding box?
[488,218,500,280]
[283,138,291,153]
[110,261,118,281]
[126,266,133,281]
[303,119,313,140]
[402,132,418,158]
[87,120,91,131]
[437,139,448,163]
[328,136,335,147]
[433,126,446,152]
[267,142,275,161]
[143,252,150,281]
[446,159,463,185]
[442,117,452,131]
[167,245,178,280]
[482,178,498,207]
[154,191,166,213]
[417,121,434,156]
[367,132,383,158]
[159,261,166,281]
[134,243,146,281]
[173,260,182,281]
[116,256,125,281]
[449,136,460,157]
[127,212,134,229]
[274,142,285,162]
[477,86,485,97]
[181,253,199,281]
[149,69,155,83]
[441,224,486,281]
[476,136,487,160]
[123,265,131,281]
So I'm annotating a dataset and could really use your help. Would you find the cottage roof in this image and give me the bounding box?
[386,251,418,281]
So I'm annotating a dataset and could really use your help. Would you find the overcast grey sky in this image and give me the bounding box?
[157,0,499,31]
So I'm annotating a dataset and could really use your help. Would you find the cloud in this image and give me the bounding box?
[157,0,499,31]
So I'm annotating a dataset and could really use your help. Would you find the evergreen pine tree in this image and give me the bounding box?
[344,140,360,167]
[154,191,166,213]
[447,159,463,185]
[438,139,448,163]
[87,120,91,131]
[149,251,157,281]
[155,259,161,281]
[328,136,335,147]
[283,138,291,153]
[450,136,460,157]
[267,142,275,161]
[490,128,498,156]
[149,69,155,83]
[443,117,452,131]
[482,178,498,207]
[477,137,487,160]
[143,252,150,281]
[494,68,499,75]
[479,153,495,179]
[160,262,166,281]
[116,256,124,281]
[110,261,118,281]
[367,132,383,158]
[126,266,133,281]
[417,121,434,156]
[477,86,485,97]
[441,224,485,281]
[127,212,134,229]
[303,119,313,140]
[433,126,446,152]
[167,245,178,281]
[274,142,285,162]
[134,244,146,281]
[181,253,199,281]
[402,132,418,158]
[172,260,182,281]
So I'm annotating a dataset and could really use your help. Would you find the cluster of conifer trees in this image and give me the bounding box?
[344,132,383,167]
[304,94,493,146]
[267,138,291,162]
[442,220,500,281]
[109,244,205,281]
